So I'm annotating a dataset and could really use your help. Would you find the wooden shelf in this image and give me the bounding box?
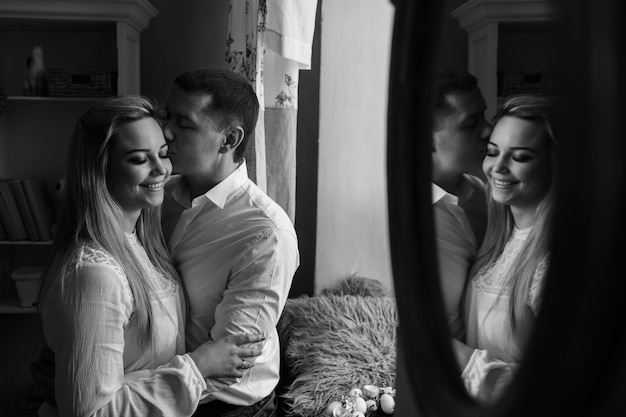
[0,240,53,245]
[0,296,37,314]
[7,96,101,103]
[0,0,158,96]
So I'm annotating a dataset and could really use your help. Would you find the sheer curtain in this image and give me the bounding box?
[226,0,318,222]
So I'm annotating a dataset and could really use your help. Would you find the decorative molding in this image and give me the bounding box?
[452,0,558,32]
[0,0,158,32]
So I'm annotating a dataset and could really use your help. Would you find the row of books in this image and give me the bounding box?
[0,178,55,241]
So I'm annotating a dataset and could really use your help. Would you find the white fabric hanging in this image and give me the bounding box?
[226,0,318,222]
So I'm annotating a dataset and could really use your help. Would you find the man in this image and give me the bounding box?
[161,69,299,416]
[431,70,492,341]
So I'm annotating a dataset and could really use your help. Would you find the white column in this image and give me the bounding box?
[116,22,141,95]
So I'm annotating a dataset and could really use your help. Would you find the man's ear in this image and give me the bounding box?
[219,126,245,154]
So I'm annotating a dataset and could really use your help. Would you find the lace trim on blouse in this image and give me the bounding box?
[71,234,177,299]
[472,227,548,310]
[70,245,124,276]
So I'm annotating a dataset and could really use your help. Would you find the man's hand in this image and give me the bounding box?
[188,334,265,379]
[30,345,56,406]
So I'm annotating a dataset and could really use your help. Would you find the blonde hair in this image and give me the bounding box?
[39,96,179,352]
[468,95,558,343]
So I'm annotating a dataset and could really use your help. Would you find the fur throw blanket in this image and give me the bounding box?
[278,287,397,417]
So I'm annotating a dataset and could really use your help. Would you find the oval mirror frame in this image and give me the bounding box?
[387,0,626,416]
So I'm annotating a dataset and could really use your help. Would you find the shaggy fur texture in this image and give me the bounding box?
[320,276,388,298]
[278,294,397,417]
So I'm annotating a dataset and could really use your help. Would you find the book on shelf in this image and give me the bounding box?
[21,178,55,241]
[0,180,28,241]
[8,179,39,241]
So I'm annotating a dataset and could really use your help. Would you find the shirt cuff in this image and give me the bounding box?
[461,349,514,400]
[180,353,208,394]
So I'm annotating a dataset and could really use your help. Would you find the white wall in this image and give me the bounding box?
[315,0,395,294]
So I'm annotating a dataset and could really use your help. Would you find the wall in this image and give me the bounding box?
[140,0,230,103]
[314,0,395,294]
[437,0,470,71]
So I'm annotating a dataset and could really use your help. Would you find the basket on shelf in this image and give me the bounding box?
[47,68,117,98]
[497,68,561,98]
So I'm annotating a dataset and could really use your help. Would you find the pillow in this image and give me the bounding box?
[320,276,389,298]
[278,294,398,417]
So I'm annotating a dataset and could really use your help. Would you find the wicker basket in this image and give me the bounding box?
[498,68,561,97]
[48,68,116,98]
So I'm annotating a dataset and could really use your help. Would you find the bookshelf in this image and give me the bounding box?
[0,1,157,414]
[451,0,559,121]
[0,0,157,307]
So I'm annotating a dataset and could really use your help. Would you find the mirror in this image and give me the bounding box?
[389,0,626,415]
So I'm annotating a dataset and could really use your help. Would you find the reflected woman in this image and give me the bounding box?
[453,95,557,403]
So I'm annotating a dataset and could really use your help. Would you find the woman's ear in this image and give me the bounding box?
[219,126,245,154]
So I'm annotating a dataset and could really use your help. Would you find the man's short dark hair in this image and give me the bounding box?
[433,70,478,130]
[174,69,259,162]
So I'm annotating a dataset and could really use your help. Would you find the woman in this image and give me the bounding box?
[38,96,263,416]
[454,95,557,402]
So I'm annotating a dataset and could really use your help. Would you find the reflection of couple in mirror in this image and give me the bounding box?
[432,70,557,403]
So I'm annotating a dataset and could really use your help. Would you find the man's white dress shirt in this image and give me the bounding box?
[162,161,300,406]
[432,174,486,340]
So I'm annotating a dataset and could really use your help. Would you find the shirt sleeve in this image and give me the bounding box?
[433,201,476,340]
[51,263,207,417]
[460,348,517,403]
[207,225,299,386]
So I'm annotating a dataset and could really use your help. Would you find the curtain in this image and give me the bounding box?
[226,0,318,222]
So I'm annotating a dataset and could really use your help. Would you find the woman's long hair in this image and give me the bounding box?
[39,96,179,351]
[468,95,558,344]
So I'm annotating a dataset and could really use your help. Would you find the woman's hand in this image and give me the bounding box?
[188,334,265,378]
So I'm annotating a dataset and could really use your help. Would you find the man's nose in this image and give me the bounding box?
[163,121,174,142]
[480,119,492,141]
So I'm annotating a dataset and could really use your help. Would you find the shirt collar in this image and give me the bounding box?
[431,182,450,204]
[431,175,476,206]
[203,160,249,209]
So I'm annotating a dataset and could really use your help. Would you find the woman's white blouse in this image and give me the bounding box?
[462,227,548,399]
[40,234,207,417]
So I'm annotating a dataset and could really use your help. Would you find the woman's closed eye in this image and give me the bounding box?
[485,147,498,157]
[512,153,534,162]
[129,156,148,164]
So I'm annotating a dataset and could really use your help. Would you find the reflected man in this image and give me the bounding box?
[431,70,491,340]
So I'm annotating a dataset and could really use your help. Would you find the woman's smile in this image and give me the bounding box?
[140,181,165,190]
